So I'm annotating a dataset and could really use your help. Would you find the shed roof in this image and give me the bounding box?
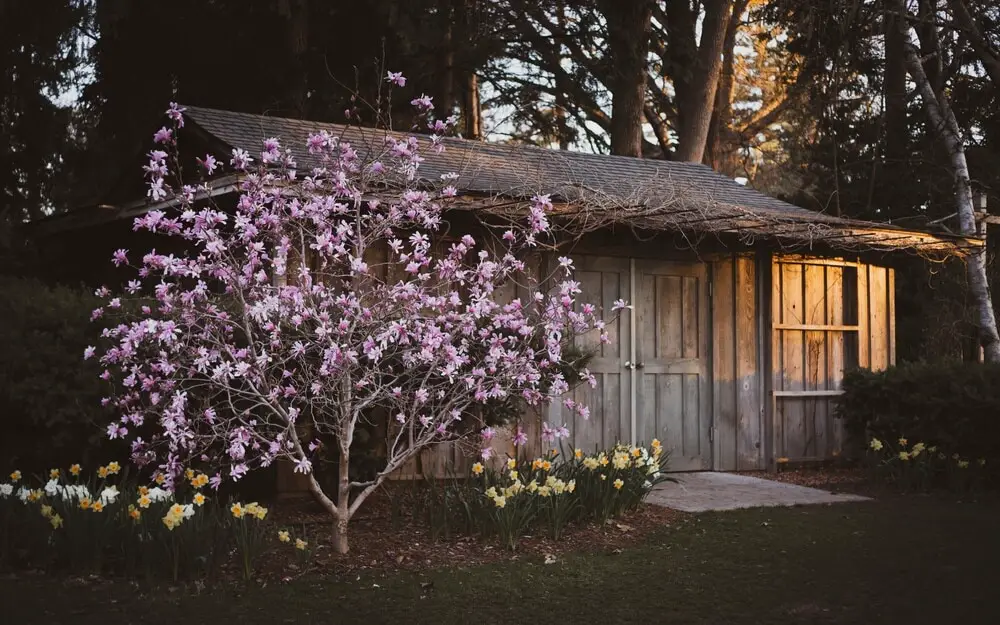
[32,105,980,257]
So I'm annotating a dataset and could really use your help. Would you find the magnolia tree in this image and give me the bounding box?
[91,78,619,553]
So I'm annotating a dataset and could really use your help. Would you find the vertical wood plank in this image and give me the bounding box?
[736,256,762,470]
[888,268,896,366]
[712,258,737,471]
[869,266,889,371]
[661,276,683,359]
[780,262,805,459]
[857,265,870,369]
[771,259,783,463]
[682,276,700,359]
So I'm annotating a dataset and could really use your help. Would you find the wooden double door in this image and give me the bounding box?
[549,256,711,471]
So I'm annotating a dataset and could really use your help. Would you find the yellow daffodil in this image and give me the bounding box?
[138,495,151,509]
[185,468,195,480]
[471,462,484,476]
[958,460,970,469]
[97,466,109,479]
[574,449,583,460]
[192,473,210,488]
[531,458,543,470]
[26,489,42,503]
[583,457,599,470]
[69,464,81,477]
[49,468,60,479]
[509,470,518,481]
[541,460,552,471]
[869,438,883,451]
[50,514,63,529]
[128,505,141,521]
[107,461,121,475]
[154,473,166,485]
[537,486,551,497]
[506,458,516,470]
[9,470,21,482]
[40,505,53,518]
[163,515,177,530]
[493,495,507,508]
[613,478,624,490]
[526,480,538,493]
[651,438,661,448]
[599,474,607,481]
[231,503,245,519]
[193,493,206,506]
[899,451,911,461]
[898,438,908,448]
[138,486,149,496]
[295,538,308,550]
[912,442,926,454]
[278,530,291,543]
[567,479,576,493]
[92,501,104,513]
[631,447,642,458]
[598,455,609,467]
[79,497,92,510]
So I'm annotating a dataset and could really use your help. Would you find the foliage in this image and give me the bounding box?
[839,362,1000,470]
[94,88,615,553]
[0,276,116,470]
[0,462,300,581]
[863,436,989,493]
[414,440,670,550]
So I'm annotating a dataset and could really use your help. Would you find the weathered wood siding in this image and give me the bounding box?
[712,254,762,471]
[770,256,894,463]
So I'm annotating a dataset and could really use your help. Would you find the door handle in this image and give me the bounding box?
[624,361,645,370]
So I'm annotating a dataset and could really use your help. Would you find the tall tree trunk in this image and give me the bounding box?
[436,0,456,122]
[462,72,481,139]
[676,0,734,163]
[704,1,745,172]
[884,1,909,220]
[898,3,1000,362]
[276,0,309,117]
[598,0,653,157]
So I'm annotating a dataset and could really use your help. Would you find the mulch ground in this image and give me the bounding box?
[755,465,882,497]
[256,490,681,582]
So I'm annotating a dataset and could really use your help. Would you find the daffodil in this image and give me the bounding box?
[509,470,518,481]
[193,493,206,506]
[898,438,908,448]
[107,461,121,475]
[869,438,883,451]
[278,530,291,543]
[40,504,53,518]
[128,505,141,521]
[231,503,245,519]
[537,486,551,497]
[485,486,498,499]
[541,460,552,471]
[185,468,195,480]
[295,538,308,550]
[49,468,60,479]
[958,460,970,469]
[50,514,63,529]
[471,462,484,476]
[898,451,911,461]
[26,489,42,503]
[613,478,624,490]
[9,470,21,482]
[163,515,177,530]
[506,458,516,470]
[92,501,104,513]
[137,495,151,509]
[574,449,583,460]
[583,457,599,470]
[138,486,149,496]
[97,466,109,479]
[531,458,543,470]
[69,464,81,477]
[493,495,507,508]
[526,480,538,493]
[79,497,92,510]
[631,447,642,458]
[598,454,609,467]
[566,479,576,493]
[154,473,166,485]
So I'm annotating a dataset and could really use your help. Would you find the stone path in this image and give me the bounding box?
[646,471,870,513]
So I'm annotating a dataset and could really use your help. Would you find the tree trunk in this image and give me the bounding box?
[898,3,1000,362]
[884,4,909,220]
[462,72,482,140]
[598,0,653,157]
[704,1,744,172]
[334,441,352,553]
[275,0,309,117]
[675,0,734,163]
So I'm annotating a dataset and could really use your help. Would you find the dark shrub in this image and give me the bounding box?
[838,362,1000,464]
[0,276,119,470]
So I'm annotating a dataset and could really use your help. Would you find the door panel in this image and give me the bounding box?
[634,261,711,470]
[548,256,630,454]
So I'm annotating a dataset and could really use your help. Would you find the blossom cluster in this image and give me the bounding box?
[88,73,615,536]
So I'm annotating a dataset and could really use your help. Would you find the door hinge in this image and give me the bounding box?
[709,426,716,443]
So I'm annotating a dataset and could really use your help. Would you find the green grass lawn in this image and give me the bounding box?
[3,494,999,624]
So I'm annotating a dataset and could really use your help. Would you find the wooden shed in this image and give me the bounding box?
[30,106,978,474]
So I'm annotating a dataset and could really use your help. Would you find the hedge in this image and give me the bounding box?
[838,361,1000,463]
[0,276,120,471]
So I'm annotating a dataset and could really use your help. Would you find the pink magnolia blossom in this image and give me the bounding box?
[93,94,621,549]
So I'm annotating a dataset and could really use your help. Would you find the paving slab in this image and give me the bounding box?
[646,471,870,512]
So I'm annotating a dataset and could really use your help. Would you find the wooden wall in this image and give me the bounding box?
[712,254,763,471]
[769,256,895,465]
